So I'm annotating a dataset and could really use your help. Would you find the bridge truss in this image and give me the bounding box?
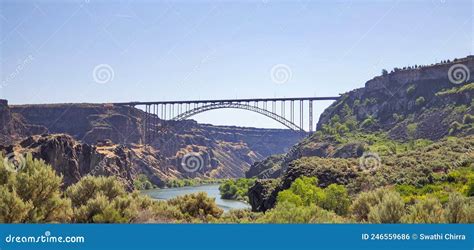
[114,97,339,144]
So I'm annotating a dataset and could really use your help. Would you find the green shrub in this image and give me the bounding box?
[258,202,347,223]
[0,154,72,223]
[341,104,353,119]
[448,121,463,135]
[276,176,325,206]
[463,114,474,124]
[467,181,474,197]
[415,96,425,107]
[406,84,416,95]
[402,197,446,223]
[322,184,350,215]
[368,191,405,223]
[277,190,304,206]
[219,209,262,223]
[219,178,255,201]
[66,176,150,223]
[350,188,385,221]
[168,192,223,221]
[133,174,154,190]
[66,176,127,207]
[361,116,376,128]
[445,192,473,223]
[276,177,350,216]
[407,123,417,138]
[392,113,404,122]
[0,186,32,223]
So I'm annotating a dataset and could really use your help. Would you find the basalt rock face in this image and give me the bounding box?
[10,104,144,145]
[0,99,16,143]
[2,102,301,180]
[0,99,48,144]
[0,134,178,190]
[317,56,474,140]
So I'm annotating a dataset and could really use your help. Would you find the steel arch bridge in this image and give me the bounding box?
[113,96,339,144]
[173,102,302,131]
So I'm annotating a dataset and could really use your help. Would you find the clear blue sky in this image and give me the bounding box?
[0,0,472,129]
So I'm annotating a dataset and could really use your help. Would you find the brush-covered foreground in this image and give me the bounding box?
[1,153,472,224]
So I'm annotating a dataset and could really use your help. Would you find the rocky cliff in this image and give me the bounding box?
[247,56,474,212]
[0,101,302,181]
[0,134,176,190]
[317,56,474,140]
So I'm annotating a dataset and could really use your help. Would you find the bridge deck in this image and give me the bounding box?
[113,96,339,106]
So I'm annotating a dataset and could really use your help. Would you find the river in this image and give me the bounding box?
[142,184,251,212]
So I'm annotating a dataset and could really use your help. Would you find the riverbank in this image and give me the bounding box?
[141,184,251,212]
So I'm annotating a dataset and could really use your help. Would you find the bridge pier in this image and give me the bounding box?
[309,100,313,132]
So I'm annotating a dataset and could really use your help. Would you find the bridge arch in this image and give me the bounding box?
[171,102,304,131]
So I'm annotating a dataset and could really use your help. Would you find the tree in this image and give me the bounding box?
[277,190,303,206]
[322,184,351,215]
[219,178,255,201]
[286,176,325,206]
[382,69,388,76]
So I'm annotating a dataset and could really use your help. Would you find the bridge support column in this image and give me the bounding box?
[290,100,294,123]
[309,100,313,132]
[299,100,303,131]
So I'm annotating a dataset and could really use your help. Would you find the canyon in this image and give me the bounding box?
[0,100,303,189]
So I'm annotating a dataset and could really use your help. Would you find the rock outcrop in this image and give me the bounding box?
[1,134,180,190]
[317,56,474,140]
[247,56,474,212]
